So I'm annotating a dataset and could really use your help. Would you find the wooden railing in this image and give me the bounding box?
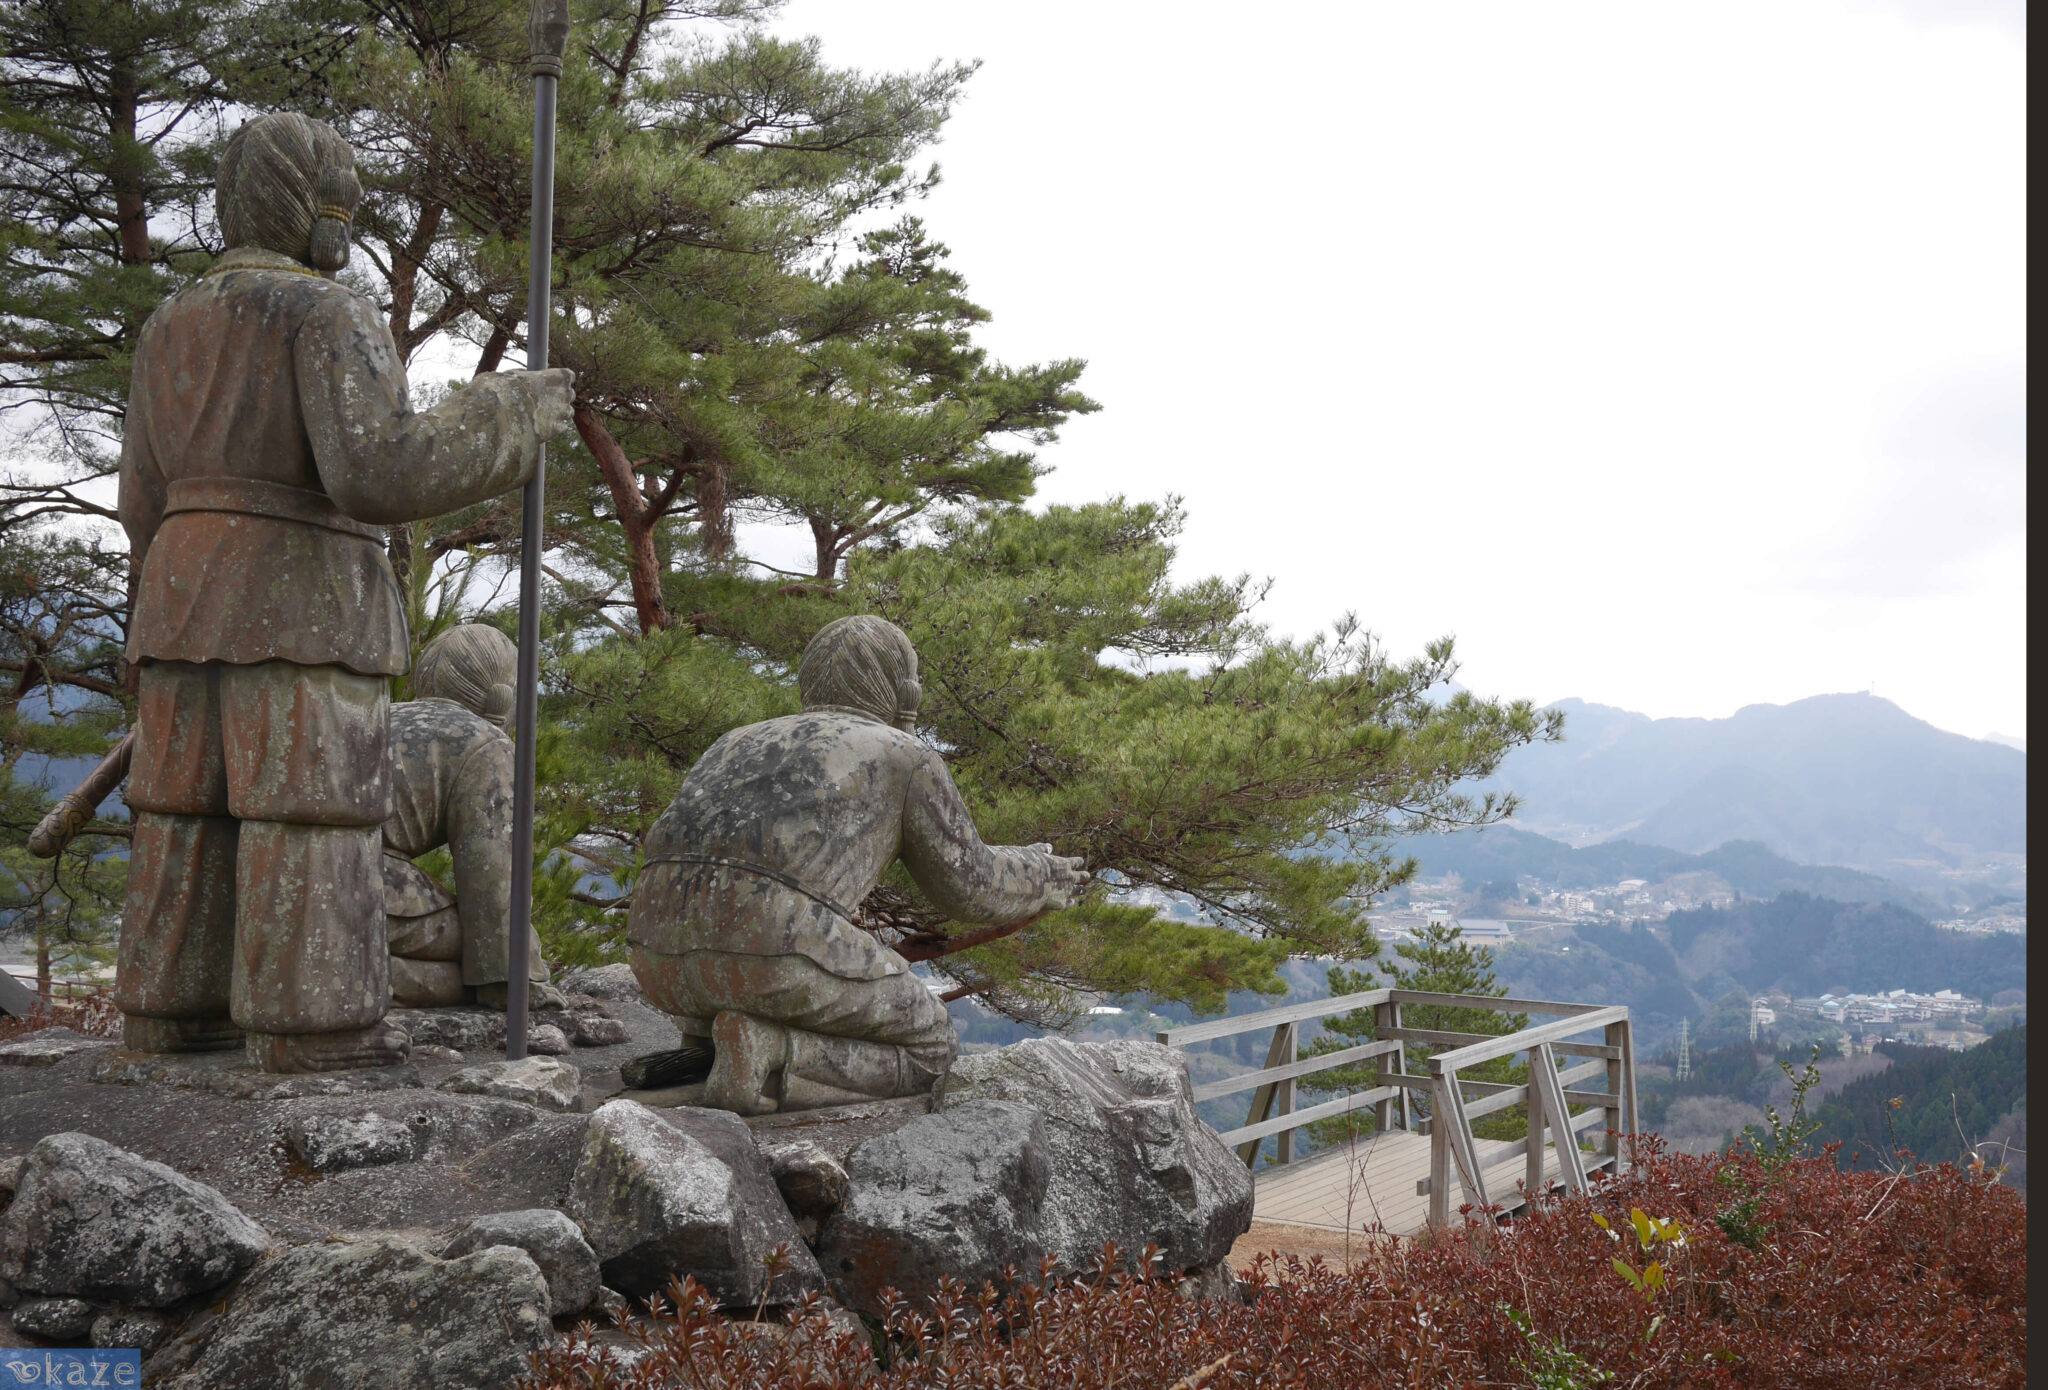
[1157,988,1639,1226]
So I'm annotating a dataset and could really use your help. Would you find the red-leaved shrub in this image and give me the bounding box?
[523,1136,2025,1389]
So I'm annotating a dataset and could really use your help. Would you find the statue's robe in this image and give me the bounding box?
[381,698,549,1007]
[116,245,546,1041]
[630,706,1069,1108]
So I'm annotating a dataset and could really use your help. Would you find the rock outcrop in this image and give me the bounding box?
[442,1208,600,1316]
[816,1099,1050,1319]
[0,1132,268,1307]
[153,1237,551,1390]
[568,1100,822,1308]
[936,1038,1253,1274]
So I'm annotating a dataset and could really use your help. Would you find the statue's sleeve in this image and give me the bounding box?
[116,337,166,573]
[293,290,546,525]
[447,735,518,986]
[899,747,1058,925]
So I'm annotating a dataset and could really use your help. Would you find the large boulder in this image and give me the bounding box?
[442,1208,600,1317]
[155,1237,551,1390]
[815,1100,1050,1319]
[567,1101,822,1308]
[0,1132,268,1307]
[936,1038,1253,1274]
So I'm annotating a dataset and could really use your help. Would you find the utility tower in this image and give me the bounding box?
[1676,1018,1692,1081]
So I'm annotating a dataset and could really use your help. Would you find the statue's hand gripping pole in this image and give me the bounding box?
[507,0,571,1061]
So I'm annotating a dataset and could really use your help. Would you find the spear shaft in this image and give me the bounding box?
[508,0,571,1061]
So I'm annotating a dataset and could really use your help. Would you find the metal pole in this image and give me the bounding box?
[508,0,570,1061]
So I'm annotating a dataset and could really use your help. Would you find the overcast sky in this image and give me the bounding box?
[760,0,2027,741]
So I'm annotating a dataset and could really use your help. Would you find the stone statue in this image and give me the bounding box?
[114,112,574,1072]
[382,625,555,1012]
[628,615,1090,1114]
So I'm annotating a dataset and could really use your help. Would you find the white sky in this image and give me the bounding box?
[763,0,2028,740]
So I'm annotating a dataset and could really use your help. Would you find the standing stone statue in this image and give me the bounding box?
[629,615,1089,1114]
[383,624,554,1011]
[115,112,574,1072]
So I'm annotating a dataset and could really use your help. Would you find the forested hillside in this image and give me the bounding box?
[1812,1025,2028,1182]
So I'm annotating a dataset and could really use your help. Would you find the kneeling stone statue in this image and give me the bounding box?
[629,616,1088,1114]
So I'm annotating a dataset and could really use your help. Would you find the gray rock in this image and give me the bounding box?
[1175,1261,1243,1303]
[391,1007,507,1053]
[411,1043,464,1065]
[816,1100,1050,1319]
[557,964,640,1002]
[437,1055,582,1112]
[936,1038,1253,1274]
[567,1100,822,1308]
[157,1237,550,1390]
[594,1285,629,1323]
[762,1140,850,1217]
[0,1027,111,1068]
[569,1013,630,1047]
[0,1155,22,1204]
[283,1109,418,1172]
[528,1023,572,1056]
[13,1295,96,1341]
[0,1132,268,1307]
[442,1208,599,1316]
[92,1307,175,1354]
[0,1275,14,1311]
[89,1049,422,1099]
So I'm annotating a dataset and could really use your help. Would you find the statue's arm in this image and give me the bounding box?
[116,341,166,572]
[898,749,1085,924]
[293,290,571,525]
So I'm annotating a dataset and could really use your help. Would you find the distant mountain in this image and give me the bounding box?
[1480,694,2025,885]
[1984,732,2026,753]
[1392,826,1943,914]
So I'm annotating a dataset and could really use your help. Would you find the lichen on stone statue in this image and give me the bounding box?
[625,615,1090,1115]
[112,111,575,1073]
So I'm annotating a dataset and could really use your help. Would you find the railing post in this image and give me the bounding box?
[1372,1000,1395,1133]
[1428,1079,1449,1228]
[1275,1021,1297,1165]
[1607,1018,1636,1175]
[1391,997,1412,1130]
[1525,1043,1546,1200]
[1238,1020,1298,1169]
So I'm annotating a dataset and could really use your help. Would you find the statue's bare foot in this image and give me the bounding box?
[246,1021,411,1073]
[620,1040,715,1090]
[121,1014,243,1054]
[704,1012,787,1116]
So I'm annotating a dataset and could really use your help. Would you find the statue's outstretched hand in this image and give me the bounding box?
[533,368,576,442]
[1029,843,1091,910]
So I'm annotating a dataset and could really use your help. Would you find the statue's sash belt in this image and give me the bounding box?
[163,477,383,542]
[643,852,859,925]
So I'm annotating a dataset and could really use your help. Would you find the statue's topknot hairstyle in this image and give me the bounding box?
[797,616,922,730]
[413,624,518,728]
[216,112,360,273]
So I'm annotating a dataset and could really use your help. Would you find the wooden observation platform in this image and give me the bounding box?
[1157,989,1639,1238]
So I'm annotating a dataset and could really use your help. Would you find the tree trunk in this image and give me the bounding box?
[574,404,670,635]
[810,516,840,582]
[109,63,151,266]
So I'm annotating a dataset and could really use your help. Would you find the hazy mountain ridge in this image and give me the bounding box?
[1391,826,1944,914]
[1482,693,2025,883]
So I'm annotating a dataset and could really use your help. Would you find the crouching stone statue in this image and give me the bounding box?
[629,616,1089,1115]
[113,112,574,1071]
[382,624,555,1011]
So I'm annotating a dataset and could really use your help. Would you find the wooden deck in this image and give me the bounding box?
[1250,1129,1585,1237]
